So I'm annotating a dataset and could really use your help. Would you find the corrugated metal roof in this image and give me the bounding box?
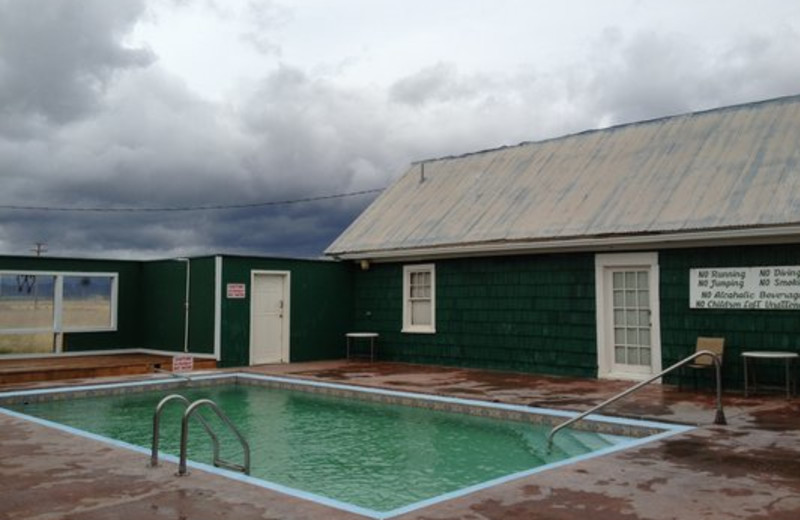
[326,95,800,258]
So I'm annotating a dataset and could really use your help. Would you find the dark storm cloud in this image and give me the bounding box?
[0,0,153,131]
[1,1,800,260]
[0,52,403,258]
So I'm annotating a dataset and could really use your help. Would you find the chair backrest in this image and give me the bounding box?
[695,337,725,366]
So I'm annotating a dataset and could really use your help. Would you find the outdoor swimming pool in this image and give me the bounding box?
[0,374,691,519]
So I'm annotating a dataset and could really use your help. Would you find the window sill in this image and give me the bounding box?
[401,327,436,334]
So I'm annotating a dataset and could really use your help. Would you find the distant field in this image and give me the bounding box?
[0,333,54,354]
[0,300,111,355]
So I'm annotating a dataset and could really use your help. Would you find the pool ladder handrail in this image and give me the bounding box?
[547,350,726,447]
[150,394,251,476]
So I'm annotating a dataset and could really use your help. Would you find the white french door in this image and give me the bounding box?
[596,253,661,381]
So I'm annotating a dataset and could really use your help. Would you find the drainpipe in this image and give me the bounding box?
[175,257,190,353]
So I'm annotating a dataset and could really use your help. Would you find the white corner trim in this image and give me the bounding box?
[213,256,223,361]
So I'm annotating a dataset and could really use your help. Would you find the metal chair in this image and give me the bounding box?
[679,337,725,391]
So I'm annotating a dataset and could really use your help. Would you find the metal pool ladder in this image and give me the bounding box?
[150,394,251,476]
[547,350,726,448]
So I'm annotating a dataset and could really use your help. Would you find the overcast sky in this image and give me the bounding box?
[1,0,799,259]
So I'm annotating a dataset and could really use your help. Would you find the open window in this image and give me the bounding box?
[402,264,436,333]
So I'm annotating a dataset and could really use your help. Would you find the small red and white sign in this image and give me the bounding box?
[172,355,194,373]
[226,283,246,299]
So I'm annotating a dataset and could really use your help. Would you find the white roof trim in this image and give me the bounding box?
[330,225,800,262]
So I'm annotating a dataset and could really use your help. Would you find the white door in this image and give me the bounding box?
[250,272,289,364]
[596,253,661,381]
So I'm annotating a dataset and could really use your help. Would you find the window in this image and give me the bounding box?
[0,271,118,354]
[403,264,435,333]
[62,275,116,331]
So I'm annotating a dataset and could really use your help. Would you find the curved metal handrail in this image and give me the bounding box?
[547,350,726,448]
[178,398,251,476]
[150,394,220,468]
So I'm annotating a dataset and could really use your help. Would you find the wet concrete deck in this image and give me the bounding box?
[1,360,799,519]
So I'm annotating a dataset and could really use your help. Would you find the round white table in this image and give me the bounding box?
[742,351,798,398]
[346,332,379,362]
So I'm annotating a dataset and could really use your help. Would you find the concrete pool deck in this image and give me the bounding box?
[1,360,799,519]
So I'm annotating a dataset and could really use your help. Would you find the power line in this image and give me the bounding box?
[0,188,385,213]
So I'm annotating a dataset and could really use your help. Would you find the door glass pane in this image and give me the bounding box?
[638,310,649,326]
[626,311,638,326]
[609,269,653,369]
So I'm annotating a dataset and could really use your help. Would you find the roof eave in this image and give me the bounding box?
[327,225,800,262]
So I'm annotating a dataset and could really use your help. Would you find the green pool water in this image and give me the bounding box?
[9,383,629,512]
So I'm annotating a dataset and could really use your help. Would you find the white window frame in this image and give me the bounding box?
[402,264,436,334]
[0,270,119,335]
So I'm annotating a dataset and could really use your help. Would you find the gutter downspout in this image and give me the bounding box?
[175,257,190,353]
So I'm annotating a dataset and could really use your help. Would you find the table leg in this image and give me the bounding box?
[347,336,351,360]
[786,358,792,399]
[744,357,749,397]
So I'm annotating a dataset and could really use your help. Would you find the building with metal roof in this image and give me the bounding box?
[328,94,800,386]
[328,94,800,261]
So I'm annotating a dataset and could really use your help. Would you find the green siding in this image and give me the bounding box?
[6,243,796,389]
[660,244,800,389]
[140,260,186,352]
[220,257,353,368]
[139,257,216,354]
[353,254,597,377]
[187,257,216,355]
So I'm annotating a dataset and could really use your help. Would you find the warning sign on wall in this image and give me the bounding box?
[690,266,800,310]
[172,355,194,373]
[226,283,246,299]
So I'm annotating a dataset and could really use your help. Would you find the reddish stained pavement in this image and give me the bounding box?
[1,360,799,520]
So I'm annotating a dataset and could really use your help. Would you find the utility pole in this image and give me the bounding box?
[29,243,46,310]
[31,242,47,256]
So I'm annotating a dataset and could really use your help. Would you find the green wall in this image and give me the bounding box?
[660,243,800,389]
[0,256,143,350]
[353,243,800,388]
[219,256,353,367]
[139,257,216,354]
[352,254,597,377]
[3,243,798,389]
[1,254,351,366]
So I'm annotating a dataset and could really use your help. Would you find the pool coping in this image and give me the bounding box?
[0,372,694,520]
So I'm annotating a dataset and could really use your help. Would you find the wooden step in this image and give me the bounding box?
[0,354,217,385]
